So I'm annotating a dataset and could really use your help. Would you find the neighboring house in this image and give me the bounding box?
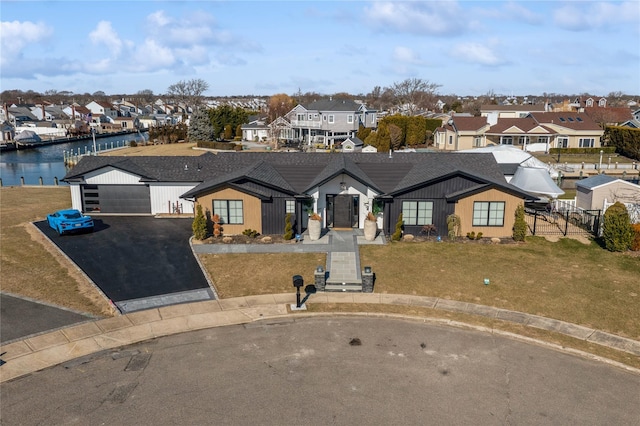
[241,117,269,142]
[284,98,377,147]
[576,175,640,212]
[63,152,534,239]
[137,115,158,129]
[433,116,490,151]
[527,112,604,149]
[341,136,364,152]
[362,145,378,153]
[113,116,139,130]
[5,107,38,126]
[0,121,15,142]
[86,101,119,120]
[484,117,555,151]
[480,104,547,122]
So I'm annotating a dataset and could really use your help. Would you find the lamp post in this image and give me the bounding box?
[599,150,603,171]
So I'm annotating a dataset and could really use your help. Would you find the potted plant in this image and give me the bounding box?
[364,212,377,241]
[307,212,322,241]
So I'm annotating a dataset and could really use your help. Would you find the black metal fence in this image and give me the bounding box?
[525,201,601,237]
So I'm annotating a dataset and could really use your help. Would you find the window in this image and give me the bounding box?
[474,136,483,147]
[347,115,353,124]
[285,200,295,214]
[473,202,505,226]
[448,135,453,145]
[537,136,549,144]
[308,114,313,120]
[579,138,594,148]
[323,115,327,122]
[501,136,513,145]
[213,200,243,224]
[557,137,568,148]
[328,115,334,124]
[402,201,433,226]
[297,113,305,121]
[518,136,529,145]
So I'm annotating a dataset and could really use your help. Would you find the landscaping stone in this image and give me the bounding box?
[261,236,272,243]
[222,236,233,244]
[403,234,414,242]
[491,237,501,244]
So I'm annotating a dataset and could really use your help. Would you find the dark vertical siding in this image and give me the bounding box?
[262,197,297,235]
[385,176,482,237]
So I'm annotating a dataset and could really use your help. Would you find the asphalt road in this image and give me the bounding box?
[0,293,92,344]
[2,317,638,425]
[34,216,210,302]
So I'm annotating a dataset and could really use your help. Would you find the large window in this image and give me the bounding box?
[473,202,505,226]
[213,200,243,224]
[501,136,513,145]
[402,201,433,226]
[579,138,594,148]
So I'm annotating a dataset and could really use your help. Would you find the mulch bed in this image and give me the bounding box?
[197,234,291,245]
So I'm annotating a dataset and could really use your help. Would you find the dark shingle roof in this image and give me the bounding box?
[64,151,530,199]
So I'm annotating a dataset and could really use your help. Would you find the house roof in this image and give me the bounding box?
[575,174,638,190]
[480,104,546,112]
[447,116,489,132]
[528,112,602,131]
[64,152,533,200]
[303,98,361,112]
[486,117,555,134]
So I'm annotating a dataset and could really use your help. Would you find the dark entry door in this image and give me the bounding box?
[333,195,352,228]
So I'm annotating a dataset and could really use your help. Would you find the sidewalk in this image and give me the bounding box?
[2,293,639,383]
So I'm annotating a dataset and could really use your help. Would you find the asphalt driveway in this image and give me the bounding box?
[35,216,212,310]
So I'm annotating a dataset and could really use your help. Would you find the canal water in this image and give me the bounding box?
[0,132,148,186]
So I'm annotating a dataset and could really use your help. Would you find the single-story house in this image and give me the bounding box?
[576,174,640,211]
[63,152,536,238]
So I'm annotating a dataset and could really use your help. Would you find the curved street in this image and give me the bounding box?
[2,316,639,425]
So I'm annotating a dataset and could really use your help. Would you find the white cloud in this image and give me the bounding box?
[554,1,639,31]
[504,2,543,25]
[0,20,53,55]
[89,21,123,56]
[450,42,504,66]
[393,46,422,64]
[364,1,465,36]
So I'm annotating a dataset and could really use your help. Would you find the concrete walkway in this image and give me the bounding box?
[1,292,639,383]
[193,228,386,289]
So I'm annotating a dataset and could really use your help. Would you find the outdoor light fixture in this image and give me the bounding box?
[316,265,324,273]
[340,181,347,191]
[364,266,372,274]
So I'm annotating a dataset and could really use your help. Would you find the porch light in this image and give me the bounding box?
[364,266,372,274]
[340,181,347,191]
[316,265,324,273]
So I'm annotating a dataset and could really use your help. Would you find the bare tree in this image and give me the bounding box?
[388,78,441,115]
[166,79,210,111]
[268,93,295,122]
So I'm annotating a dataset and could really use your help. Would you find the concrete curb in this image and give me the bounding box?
[1,293,639,383]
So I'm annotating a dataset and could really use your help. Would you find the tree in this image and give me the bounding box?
[167,78,210,111]
[224,124,233,140]
[392,213,403,241]
[188,108,215,142]
[268,93,295,122]
[388,78,441,115]
[388,123,403,150]
[208,105,249,139]
[602,202,633,252]
[284,213,294,240]
[512,204,527,242]
[192,204,208,240]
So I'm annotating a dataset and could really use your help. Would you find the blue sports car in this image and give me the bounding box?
[47,209,94,235]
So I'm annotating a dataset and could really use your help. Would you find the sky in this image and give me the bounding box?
[1,1,639,98]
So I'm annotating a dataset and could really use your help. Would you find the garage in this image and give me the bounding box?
[82,184,151,214]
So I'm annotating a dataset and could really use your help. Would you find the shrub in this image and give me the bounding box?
[212,214,223,238]
[129,140,138,148]
[602,202,633,252]
[284,213,294,240]
[420,224,436,237]
[513,204,527,242]
[366,212,376,221]
[392,213,403,241]
[631,223,640,251]
[467,231,475,240]
[192,204,207,240]
[309,212,322,221]
[476,232,483,240]
[446,214,461,240]
[242,229,259,238]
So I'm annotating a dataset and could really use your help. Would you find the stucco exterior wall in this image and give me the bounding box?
[454,188,522,238]
[195,187,262,235]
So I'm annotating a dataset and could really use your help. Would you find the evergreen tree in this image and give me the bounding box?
[188,108,215,142]
[392,213,403,241]
[284,213,294,240]
[512,204,527,242]
[192,204,208,240]
[602,202,633,252]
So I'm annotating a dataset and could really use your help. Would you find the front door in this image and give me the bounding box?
[333,194,356,228]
